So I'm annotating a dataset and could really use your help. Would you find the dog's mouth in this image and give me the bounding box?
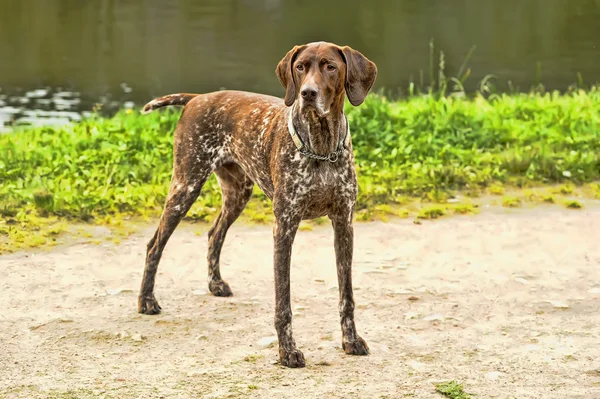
[300,97,330,118]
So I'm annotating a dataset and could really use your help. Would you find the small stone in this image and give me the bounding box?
[186,369,208,377]
[404,311,419,320]
[588,287,600,295]
[485,371,502,381]
[395,263,409,270]
[257,336,278,349]
[394,289,413,295]
[549,300,569,309]
[408,296,420,301]
[363,269,387,275]
[116,331,129,339]
[193,288,208,296]
[106,288,133,296]
[377,344,391,353]
[131,333,144,342]
[514,277,529,285]
[423,314,444,322]
[408,361,427,371]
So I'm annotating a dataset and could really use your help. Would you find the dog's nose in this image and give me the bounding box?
[300,86,317,101]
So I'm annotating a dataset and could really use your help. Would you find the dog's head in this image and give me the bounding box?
[276,42,377,117]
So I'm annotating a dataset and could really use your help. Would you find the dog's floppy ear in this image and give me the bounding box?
[276,45,306,107]
[340,46,378,106]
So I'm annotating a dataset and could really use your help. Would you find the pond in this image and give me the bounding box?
[1,0,599,129]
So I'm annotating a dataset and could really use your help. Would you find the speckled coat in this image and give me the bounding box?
[137,42,377,368]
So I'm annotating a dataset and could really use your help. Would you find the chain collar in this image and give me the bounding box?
[287,109,350,163]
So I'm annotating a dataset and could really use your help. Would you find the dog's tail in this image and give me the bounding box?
[141,93,200,114]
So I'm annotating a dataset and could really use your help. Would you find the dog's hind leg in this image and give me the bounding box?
[206,163,254,297]
[138,119,218,314]
[138,169,210,314]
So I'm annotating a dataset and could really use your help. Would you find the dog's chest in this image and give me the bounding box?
[283,155,357,216]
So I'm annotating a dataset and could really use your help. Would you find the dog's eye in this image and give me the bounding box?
[327,64,336,71]
[296,63,304,71]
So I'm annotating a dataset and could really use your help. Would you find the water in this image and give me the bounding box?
[1,0,599,130]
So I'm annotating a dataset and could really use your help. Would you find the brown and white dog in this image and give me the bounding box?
[138,41,377,368]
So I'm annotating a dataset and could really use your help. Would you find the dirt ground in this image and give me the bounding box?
[2,205,600,399]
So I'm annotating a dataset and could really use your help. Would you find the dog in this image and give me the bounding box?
[138,41,377,368]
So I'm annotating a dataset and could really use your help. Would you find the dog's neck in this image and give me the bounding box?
[291,102,346,156]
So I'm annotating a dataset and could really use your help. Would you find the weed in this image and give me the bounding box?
[564,200,583,209]
[555,184,574,195]
[2,87,600,224]
[418,206,445,219]
[502,196,521,208]
[435,380,472,399]
[298,223,313,231]
[1,83,600,248]
[451,203,476,215]
[243,354,263,363]
[0,211,67,254]
[488,184,505,195]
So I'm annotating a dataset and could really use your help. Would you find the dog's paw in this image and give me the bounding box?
[209,280,233,297]
[138,294,162,315]
[279,347,306,368]
[342,336,369,356]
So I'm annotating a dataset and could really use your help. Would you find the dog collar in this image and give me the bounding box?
[287,110,350,163]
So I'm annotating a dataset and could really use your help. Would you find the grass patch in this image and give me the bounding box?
[298,222,313,232]
[435,380,472,399]
[418,206,446,219]
[564,199,583,209]
[451,202,477,215]
[243,354,263,363]
[502,196,521,208]
[488,184,505,196]
[46,389,97,399]
[2,74,600,249]
[554,184,575,195]
[0,210,67,253]
[3,87,599,226]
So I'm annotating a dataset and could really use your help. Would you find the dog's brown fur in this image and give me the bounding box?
[138,41,377,368]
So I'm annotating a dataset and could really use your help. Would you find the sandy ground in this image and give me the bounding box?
[1,205,600,399]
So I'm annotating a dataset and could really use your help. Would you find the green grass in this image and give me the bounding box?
[502,196,521,208]
[564,199,583,209]
[418,206,446,219]
[1,82,600,251]
[435,380,472,399]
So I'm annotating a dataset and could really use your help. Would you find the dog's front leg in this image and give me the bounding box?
[331,212,369,356]
[272,212,305,368]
